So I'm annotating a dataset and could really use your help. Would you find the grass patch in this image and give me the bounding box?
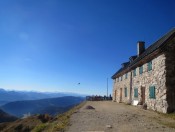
[32,123,48,132]
[159,121,175,128]
[157,112,175,120]
[154,112,175,128]
[163,113,175,120]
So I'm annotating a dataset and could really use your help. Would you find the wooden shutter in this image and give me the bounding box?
[149,86,155,99]
[125,73,127,79]
[134,88,138,98]
[139,66,143,74]
[134,69,136,76]
[125,88,127,97]
[148,61,152,71]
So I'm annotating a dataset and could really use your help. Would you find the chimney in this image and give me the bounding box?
[137,41,145,56]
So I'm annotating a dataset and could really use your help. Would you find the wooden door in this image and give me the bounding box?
[141,87,145,104]
[114,90,117,101]
[120,88,122,102]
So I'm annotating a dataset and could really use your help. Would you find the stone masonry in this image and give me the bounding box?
[132,54,167,113]
[112,29,175,113]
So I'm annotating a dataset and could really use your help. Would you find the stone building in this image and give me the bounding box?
[111,28,175,113]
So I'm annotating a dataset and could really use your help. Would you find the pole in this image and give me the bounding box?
[107,78,108,98]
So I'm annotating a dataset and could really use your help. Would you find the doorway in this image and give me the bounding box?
[114,90,117,101]
[120,88,122,102]
[141,86,145,104]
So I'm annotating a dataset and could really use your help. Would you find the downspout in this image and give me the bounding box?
[130,71,133,103]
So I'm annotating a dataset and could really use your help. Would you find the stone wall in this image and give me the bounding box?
[112,38,175,113]
[165,38,175,113]
[112,53,168,113]
[132,54,168,113]
[112,72,131,103]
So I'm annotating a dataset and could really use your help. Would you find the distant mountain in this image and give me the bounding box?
[0,101,9,106]
[1,96,85,117]
[34,105,74,116]
[0,109,18,123]
[0,88,87,106]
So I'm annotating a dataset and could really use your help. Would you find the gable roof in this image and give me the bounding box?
[112,28,175,79]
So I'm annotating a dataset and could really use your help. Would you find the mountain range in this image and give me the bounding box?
[1,96,85,117]
[0,88,86,106]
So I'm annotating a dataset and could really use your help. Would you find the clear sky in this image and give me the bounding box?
[0,0,174,95]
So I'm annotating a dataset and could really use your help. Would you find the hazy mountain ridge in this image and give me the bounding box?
[0,109,18,123]
[34,105,74,116]
[1,96,85,117]
[0,88,86,106]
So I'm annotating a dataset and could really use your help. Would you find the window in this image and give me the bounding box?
[125,73,128,79]
[133,69,136,76]
[121,76,122,81]
[134,88,138,98]
[125,88,127,97]
[139,66,143,74]
[149,86,156,99]
[117,78,119,82]
[148,61,152,71]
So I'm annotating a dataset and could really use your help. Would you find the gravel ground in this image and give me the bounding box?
[66,101,175,132]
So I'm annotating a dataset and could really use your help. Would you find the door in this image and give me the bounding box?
[120,88,122,102]
[114,90,117,101]
[141,87,145,104]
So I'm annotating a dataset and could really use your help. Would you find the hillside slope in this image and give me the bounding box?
[0,102,85,132]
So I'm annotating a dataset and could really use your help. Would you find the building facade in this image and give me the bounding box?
[112,29,175,113]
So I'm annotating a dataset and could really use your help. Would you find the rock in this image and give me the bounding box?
[142,103,147,110]
[137,101,143,105]
[85,105,95,110]
[126,100,131,105]
[106,125,112,128]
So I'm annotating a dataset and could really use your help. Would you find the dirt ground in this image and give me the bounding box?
[66,101,175,132]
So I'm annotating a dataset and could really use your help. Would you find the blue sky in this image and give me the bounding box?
[0,0,174,95]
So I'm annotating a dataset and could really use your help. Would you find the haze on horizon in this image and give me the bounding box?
[0,0,174,95]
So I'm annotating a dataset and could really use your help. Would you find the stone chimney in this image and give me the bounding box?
[137,41,145,56]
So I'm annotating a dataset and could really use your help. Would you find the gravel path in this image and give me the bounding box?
[66,101,175,132]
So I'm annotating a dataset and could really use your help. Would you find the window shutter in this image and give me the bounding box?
[139,66,143,74]
[125,73,127,79]
[134,69,136,76]
[153,86,155,98]
[149,86,155,99]
[148,61,152,71]
[134,88,138,98]
[125,88,127,97]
